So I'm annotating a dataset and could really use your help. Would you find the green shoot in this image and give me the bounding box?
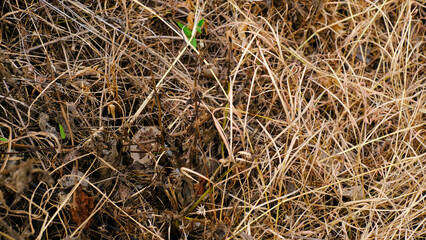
[196,19,205,33]
[59,124,66,139]
[176,19,205,49]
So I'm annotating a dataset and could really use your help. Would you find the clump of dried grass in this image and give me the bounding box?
[0,0,424,239]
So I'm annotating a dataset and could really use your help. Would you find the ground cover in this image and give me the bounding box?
[0,0,425,239]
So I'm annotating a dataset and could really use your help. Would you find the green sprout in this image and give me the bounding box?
[58,124,66,139]
[0,137,7,141]
[176,19,205,49]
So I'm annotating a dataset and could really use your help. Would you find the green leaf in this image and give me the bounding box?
[182,26,192,38]
[176,21,185,29]
[176,20,199,48]
[197,19,205,28]
[59,124,66,139]
[196,19,205,33]
[0,137,7,141]
[190,37,197,48]
[176,21,192,37]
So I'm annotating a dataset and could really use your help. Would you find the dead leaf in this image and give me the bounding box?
[184,0,195,11]
[0,62,12,84]
[11,161,33,196]
[212,222,229,240]
[59,168,89,188]
[70,186,94,229]
[237,22,248,41]
[118,183,131,202]
[202,66,220,80]
[38,113,59,137]
[107,103,116,121]
[187,12,194,30]
[130,126,161,165]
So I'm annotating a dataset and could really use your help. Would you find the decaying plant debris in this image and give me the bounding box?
[0,0,425,239]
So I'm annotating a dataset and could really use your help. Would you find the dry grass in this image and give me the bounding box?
[0,0,425,239]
